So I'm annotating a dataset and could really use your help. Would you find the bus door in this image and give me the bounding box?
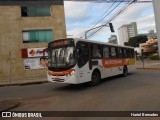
[77,42,91,83]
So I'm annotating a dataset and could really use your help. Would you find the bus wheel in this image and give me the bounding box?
[89,71,100,86]
[122,66,128,77]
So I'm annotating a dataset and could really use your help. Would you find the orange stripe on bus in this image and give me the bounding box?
[48,69,75,76]
[102,58,135,68]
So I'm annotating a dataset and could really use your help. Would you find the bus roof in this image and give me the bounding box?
[49,38,134,49]
[72,38,134,49]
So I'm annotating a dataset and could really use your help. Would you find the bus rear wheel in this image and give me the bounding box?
[122,66,128,77]
[89,71,100,86]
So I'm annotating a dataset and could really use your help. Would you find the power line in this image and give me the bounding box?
[77,2,110,36]
[87,0,137,38]
[79,2,117,37]
[81,2,123,38]
[78,2,116,37]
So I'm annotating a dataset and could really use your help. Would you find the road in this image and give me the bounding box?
[0,69,160,119]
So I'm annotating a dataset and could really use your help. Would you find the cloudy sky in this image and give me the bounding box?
[64,1,155,43]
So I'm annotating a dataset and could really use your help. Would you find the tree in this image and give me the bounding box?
[124,42,129,46]
[127,35,148,47]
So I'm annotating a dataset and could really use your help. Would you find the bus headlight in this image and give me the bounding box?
[68,70,75,76]
[70,70,75,75]
[65,69,75,76]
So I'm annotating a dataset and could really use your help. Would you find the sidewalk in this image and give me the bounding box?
[136,60,160,70]
[0,75,48,87]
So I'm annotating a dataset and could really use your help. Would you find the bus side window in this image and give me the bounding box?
[128,49,135,58]
[127,49,131,58]
[110,47,117,58]
[103,46,109,58]
[77,42,89,68]
[92,44,102,58]
[123,48,127,58]
[118,48,123,58]
[132,49,135,58]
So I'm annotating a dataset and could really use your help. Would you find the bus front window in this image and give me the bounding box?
[50,46,76,69]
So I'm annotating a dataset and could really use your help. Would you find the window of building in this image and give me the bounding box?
[103,46,109,58]
[91,44,101,58]
[22,30,53,43]
[21,6,51,17]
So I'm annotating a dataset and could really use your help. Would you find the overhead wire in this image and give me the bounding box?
[79,2,117,37]
[77,2,115,37]
[81,1,123,38]
[87,0,137,39]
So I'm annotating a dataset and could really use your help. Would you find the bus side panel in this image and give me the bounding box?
[128,58,136,72]
[101,66,123,78]
[77,62,92,83]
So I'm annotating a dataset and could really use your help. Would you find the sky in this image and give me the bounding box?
[64,0,155,43]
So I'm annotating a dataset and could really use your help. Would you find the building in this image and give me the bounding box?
[118,22,138,45]
[139,30,157,39]
[152,0,160,57]
[0,0,66,85]
[139,39,158,55]
[108,35,118,44]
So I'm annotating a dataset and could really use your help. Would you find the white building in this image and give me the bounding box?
[152,0,160,57]
[118,22,138,45]
[108,35,118,44]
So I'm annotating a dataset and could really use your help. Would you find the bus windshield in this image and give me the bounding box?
[48,39,76,70]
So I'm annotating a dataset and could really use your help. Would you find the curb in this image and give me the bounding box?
[137,68,160,70]
[0,99,21,111]
[0,81,48,87]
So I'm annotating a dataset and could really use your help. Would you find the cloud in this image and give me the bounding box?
[64,2,90,20]
[64,1,155,42]
[113,3,154,28]
[110,2,155,40]
[137,14,156,33]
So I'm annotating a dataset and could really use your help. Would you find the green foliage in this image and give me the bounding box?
[124,42,129,46]
[124,35,148,47]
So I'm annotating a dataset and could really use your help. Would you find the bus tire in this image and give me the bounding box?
[122,66,128,77]
[89,71,100,86]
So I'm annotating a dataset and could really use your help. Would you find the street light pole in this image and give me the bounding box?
[85,23,114,39]
[85,25,108,39]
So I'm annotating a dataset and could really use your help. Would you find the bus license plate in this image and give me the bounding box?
[54,78,60,81]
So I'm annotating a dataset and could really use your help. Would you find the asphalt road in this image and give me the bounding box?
[0,69,160,120]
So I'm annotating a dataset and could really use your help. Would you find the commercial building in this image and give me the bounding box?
[152,0,160,57]
[118,22,138,45]
[0,0,66,85]
[139,39,158,55]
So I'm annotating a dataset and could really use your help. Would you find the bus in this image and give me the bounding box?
[47,38,136,85]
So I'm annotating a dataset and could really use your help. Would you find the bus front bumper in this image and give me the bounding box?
[47,73,79,84]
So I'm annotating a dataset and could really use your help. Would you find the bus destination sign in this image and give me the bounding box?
[53,40,70,47]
